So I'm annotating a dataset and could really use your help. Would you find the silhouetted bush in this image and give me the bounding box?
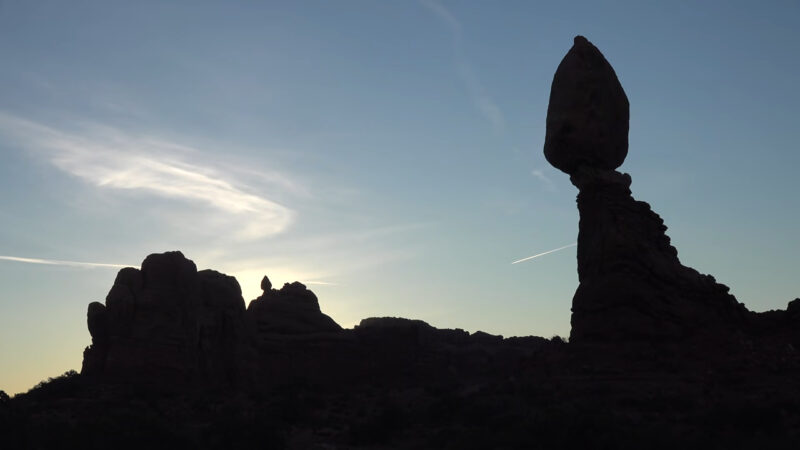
[23,369,81,400]
[0,389,26,449]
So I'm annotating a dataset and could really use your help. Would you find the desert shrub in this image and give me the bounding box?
[23,370,81,400]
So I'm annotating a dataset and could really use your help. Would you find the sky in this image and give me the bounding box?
[1,0,798,395]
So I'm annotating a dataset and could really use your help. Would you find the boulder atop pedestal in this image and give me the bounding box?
[543,37,750,345]
[247,280,342,335]
[544,36,629,174]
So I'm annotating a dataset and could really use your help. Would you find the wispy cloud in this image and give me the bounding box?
[420,0,505,134]
[304,280,339,286]
[511,242,576,264]
[0,113,295,240]
[532,168,557,192]
[0,255,131,269]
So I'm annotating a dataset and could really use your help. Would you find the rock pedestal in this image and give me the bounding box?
[568,167,749,342]
[544,37,750,344]
[247,279,342,335]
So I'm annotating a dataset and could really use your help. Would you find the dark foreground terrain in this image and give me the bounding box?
[3,36,799,449]
[3,311,800,449]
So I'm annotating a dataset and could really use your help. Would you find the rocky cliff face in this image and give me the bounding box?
[82,251,254,387]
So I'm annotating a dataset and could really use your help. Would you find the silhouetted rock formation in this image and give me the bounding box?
[82,251,253,387]
[80,253,552,391]
[544,37,752,344]
[248,279,342,334]
[14,36,799,449]
[569,167,751,343]
[544,36,629,174]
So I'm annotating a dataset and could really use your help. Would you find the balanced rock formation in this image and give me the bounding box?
[544,36,629,174]
[17,35,800,449]
[545,37,750,343]
[247,277,342,334]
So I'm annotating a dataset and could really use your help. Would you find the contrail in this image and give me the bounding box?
[0,255,131,269]
[303,280,340,287]
[511,242,577,265]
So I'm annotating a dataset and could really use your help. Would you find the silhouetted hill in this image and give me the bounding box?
[3,36,800,449]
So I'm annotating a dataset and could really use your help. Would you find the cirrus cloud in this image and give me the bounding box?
[0,112,295,240]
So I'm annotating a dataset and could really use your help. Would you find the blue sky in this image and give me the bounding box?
[1,0,798,394]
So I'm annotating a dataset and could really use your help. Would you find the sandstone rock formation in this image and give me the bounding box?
[82,251,253,387]
[544,36,629,174]
[544,37,751,344]
[81,252,352,388]
[247,279,342,334]
[81,252,549,390]
[20,34,799,449]
[569,167,750,342]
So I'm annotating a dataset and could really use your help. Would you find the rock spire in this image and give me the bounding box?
[544,37,749,343]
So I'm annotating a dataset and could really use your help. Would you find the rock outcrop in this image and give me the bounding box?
[82,251,253,387]
[45,243,800,449]
[544,37,750,344]
[569,167,750,342]
[81,252,550,390]
[247,278,342,335]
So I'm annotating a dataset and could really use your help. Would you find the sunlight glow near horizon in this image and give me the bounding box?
[0,255,336,300]
[1,0,798,396]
